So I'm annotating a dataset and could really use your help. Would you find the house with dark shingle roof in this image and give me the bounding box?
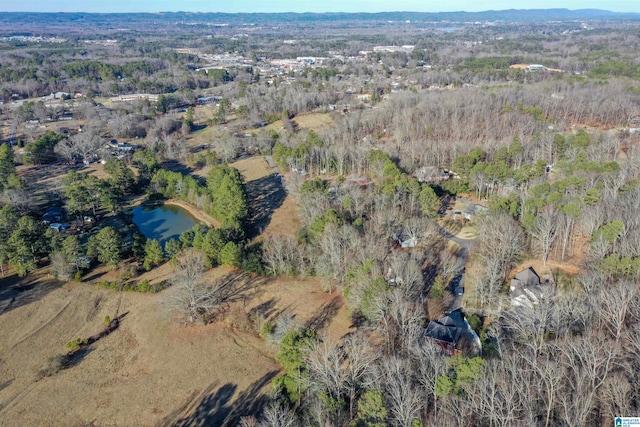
[424,309,482,356]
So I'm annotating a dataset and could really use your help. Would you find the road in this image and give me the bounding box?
[9,119,17,145]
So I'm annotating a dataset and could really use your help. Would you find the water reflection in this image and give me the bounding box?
[131,204,198,244]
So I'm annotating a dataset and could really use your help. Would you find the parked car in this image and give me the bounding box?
[49,223,68,232]
[457,286,464,296]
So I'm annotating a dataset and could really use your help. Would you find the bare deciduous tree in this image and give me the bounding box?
[556,332,617,426]
[305,339,346,401]
[164,250,222,324]
[343,333,378,419]
[380,357,423,427]
[259,401,296,427]
[262,235,305,276]
[412,341,446,419]
[316,224,359,289]
[382,289,425,355]
[478,211,524,279]
[387,251,423,300]
[529,205,558,266]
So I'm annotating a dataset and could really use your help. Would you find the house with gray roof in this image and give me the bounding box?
[509,267,551,308]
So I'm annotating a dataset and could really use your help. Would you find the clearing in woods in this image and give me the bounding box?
[245,112,334,134]
[0,263,352,426]
[231,156,300,239]
[184,111,333,148]
[0,155,350,425]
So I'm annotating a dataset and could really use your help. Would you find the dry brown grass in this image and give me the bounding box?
[246,112,334,134]
[184,124,216,147]
[231,157,273,182]
[0,264,351,426]
[1,119,347,425]
[291,112,333,130]
[258,194,300,238]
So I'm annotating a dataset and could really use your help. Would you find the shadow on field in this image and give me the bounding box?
[305,295,342,332]
[215,271,271,308]
[248,298,279,321]
[161,370,279,427]
[161,160,199,182]
[0,273,64,316]
[245,174,286,239]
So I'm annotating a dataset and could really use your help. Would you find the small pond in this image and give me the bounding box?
[131,204,198,244]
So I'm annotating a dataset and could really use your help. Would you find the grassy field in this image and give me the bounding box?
[0,262,351,426]
[0,151,347,425]
[230,156,300,239]
[184,124,216,148]
[291,112,334,130]
[245,112,334,134]
[231,157,274,182]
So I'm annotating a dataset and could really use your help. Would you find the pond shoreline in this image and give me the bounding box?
[142,199,221,228]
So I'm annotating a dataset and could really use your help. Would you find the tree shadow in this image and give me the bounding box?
[43,311,129,378]
[245,174,287,239]
[215,271,272,307]
[64,346,95,369]
[161,160,195,179]
[174,383,237,427]
[221,370,279,426]
[248,297,279,321]
[0,274,64,316]
[82,270,108,282]
[305,295,342,332]
[159,370,279,427]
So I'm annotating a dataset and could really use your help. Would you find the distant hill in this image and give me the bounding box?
[0,9,638,35]
[0,9,638,25]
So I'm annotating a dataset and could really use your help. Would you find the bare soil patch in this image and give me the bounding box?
[510,259,581,283]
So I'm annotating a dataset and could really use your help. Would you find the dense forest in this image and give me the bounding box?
[0,8,639,427]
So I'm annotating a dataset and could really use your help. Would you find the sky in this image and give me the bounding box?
[0,1,638,13]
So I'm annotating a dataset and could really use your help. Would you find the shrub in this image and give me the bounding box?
[261,321,275,338]
[430,276,445,299]
[66,338,88,351]
[136,279,153,293]
[41,354,69,377]
[95,280,122,291]
[95,279,166,293]
[467,314,482,334]
[119,264,139,281]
